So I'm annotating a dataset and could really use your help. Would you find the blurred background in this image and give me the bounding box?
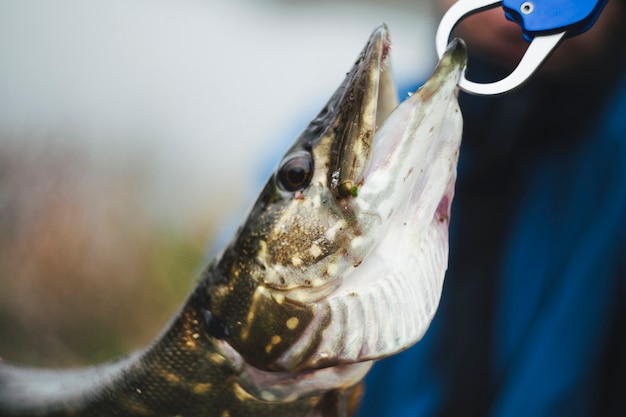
[0,0,435,366]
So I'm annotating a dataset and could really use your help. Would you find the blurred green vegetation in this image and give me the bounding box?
[0,142,215,367]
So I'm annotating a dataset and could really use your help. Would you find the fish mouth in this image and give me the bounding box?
[276,29,468,370]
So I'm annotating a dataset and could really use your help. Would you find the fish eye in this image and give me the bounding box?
[276,152,313,192]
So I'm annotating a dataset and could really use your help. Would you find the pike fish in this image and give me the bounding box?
[0,25,466,417]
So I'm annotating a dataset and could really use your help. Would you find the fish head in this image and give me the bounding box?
[241,25,398,302]
[206,25,466,382]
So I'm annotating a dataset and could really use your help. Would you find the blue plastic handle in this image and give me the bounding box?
[503,0,608,40]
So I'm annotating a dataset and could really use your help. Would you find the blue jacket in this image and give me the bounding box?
[358,60,626,417]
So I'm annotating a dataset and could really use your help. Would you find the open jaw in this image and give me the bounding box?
[275,27,466,369]
[214,25,467,402]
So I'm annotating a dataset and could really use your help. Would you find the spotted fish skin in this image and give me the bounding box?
[0,283,361,417]
[0,25,466,417]
[0,286,358,417]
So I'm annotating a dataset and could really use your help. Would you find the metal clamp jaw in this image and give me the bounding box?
[436,0,608,96]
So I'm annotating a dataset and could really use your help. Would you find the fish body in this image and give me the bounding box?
[0,25,466,417]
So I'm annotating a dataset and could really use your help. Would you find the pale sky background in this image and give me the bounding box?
[0,0,437,234]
